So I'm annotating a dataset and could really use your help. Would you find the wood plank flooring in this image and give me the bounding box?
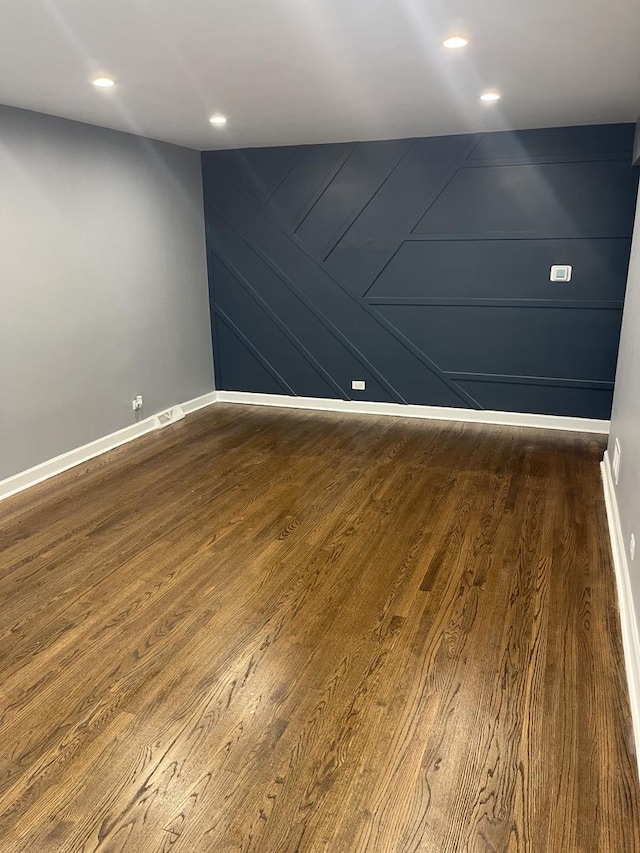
[0,403,638,852]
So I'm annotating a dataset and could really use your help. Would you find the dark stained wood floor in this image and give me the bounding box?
[1,404,638,852]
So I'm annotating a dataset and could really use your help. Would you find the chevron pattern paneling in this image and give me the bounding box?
[202,124,639,419]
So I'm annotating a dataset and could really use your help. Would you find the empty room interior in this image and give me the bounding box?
[2,1,640,850]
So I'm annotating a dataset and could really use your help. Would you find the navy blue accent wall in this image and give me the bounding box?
[202,124,639,419]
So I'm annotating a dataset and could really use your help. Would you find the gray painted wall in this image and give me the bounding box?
[609,188,640,627]
[0,105,214,481]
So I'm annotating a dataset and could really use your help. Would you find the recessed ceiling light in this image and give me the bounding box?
[92,76,115,88]
[480,91,501,102]
[209,115,227,127]
[443,36,469,49]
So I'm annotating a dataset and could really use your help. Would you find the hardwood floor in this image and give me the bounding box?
[1,403,638,852]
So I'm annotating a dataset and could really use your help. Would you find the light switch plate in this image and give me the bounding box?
[550,264,572,282]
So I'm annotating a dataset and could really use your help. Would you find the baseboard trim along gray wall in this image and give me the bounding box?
[601,452,640,780]
[0,391,218,502]
[202,123,639,421]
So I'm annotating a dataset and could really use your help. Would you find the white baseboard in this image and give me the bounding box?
[181,390,218,415]
[601,451,640,780]
[0,388,610,505]
[216,391,610,434]
[0,390,219,503]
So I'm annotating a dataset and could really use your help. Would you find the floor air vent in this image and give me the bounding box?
[155,405,186,428]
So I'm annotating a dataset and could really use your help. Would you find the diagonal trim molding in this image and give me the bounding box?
[212,252,347,398]
[366,302,482,408]
[319,140,415,262]
[215,309,295,395]
[213,171,476,407]
[208,203,408,404]
[601,451,640,781]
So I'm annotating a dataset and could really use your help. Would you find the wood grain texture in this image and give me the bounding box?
[0,404,638,852]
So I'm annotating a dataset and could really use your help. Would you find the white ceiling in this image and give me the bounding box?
[1,0,639,151]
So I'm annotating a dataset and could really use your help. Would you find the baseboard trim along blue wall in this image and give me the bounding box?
[202,124,639,420]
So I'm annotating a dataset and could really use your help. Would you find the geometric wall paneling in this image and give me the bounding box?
[212,258,341,400]
[204,169,472,408]
[208,222,393,402]
[203,124,639,419]
[294,138,411,260]
[375,304,624,381]
[466,123,636,162]
[204,145,307,204]
[366,238,631,302]
[324,135,480,294]
[266,143,352,232]
[413,161,638,237]
[453,378,615,421]
[213,315,294,396]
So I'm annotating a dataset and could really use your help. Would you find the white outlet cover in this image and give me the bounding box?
[550,264,572,282]
[613,438,621,485]
[351,380,366,391]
